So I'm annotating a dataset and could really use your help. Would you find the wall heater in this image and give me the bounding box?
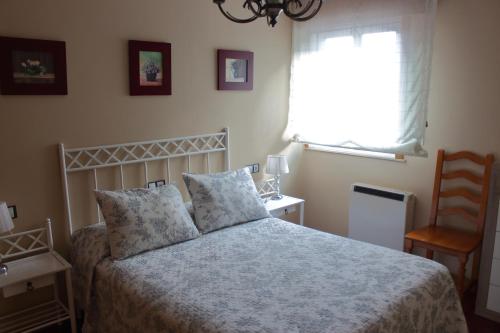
[348,183,415,251]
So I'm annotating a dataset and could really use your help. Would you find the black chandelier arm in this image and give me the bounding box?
[286,0,323,21]
[283,0,314,19]
[283,0,321,19]
[245,0,267,18]
[214,0,260,24]
[213,0,323,26]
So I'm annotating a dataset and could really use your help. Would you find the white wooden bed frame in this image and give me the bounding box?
[59,128,277,239]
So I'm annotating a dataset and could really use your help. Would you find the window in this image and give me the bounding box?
[288,0,437,156]
[311,29,401,149]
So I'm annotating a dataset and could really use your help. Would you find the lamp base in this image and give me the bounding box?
[271,194,284,200]
[0,263,7,276]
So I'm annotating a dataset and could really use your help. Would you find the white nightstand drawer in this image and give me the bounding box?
[270,205,296,217]
[265,196,305,226]
[2,274,55,298]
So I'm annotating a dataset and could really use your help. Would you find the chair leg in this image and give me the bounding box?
[457,254,468,299]
[404,239,413,253]
[425,249,434,260]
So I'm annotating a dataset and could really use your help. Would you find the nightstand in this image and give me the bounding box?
[265,195,305,226]
[0,219,76,333]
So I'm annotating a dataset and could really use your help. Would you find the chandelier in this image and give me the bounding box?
[213,0,323,27]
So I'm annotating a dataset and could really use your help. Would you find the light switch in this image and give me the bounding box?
[8,205,17,219]
[246,163,260,174]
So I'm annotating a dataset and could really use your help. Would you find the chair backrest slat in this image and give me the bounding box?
[438,207,478,224]
[441,170,483,185]
[443,151,487,165]
[429,149,494,234]
[439,187,482,204]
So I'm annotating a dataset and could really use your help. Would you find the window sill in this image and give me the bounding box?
[304,144,407,163]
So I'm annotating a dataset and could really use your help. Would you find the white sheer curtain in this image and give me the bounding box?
[288,0,437,156]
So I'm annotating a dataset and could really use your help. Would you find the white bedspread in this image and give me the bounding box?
[71,218,468,333]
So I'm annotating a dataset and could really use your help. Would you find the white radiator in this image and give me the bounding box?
[348,183,415,251]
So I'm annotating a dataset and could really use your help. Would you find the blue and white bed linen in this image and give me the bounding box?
[71,218,468,333]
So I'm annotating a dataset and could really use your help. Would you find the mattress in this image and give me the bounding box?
[71,218,468,333]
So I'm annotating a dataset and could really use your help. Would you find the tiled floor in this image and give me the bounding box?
[40,291,500,333]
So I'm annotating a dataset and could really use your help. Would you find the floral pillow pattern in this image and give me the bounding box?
[95,185,200,260]
[183,168,271,233]
[185,201,195,221]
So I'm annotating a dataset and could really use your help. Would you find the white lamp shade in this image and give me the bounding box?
[0,202,14,233]
[266,155,289,175]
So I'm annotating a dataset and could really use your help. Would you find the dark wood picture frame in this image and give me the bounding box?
[129,40,172,96]
[217,49,253,91]
[0,36,67,95]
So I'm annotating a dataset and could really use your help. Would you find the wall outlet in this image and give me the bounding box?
[146,179,166,189]
[8,205,17,219]
[155,179,166,187]
[246,163,260,174]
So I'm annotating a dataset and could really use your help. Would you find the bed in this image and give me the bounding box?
[60,129,468,333]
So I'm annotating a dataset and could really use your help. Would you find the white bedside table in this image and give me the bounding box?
[265,195,305,226]
[0,219,77,333]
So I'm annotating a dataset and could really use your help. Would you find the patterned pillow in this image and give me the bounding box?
[183,168,271,233]
[185,201,195,220]
[95,185,200,260]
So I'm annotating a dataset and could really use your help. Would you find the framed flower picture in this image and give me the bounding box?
[0,37,68,95]
[217,49,253,91]
[128,40,172,96]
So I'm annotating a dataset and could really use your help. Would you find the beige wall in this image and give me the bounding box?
[300,0,500,243]
[0,0,296,255]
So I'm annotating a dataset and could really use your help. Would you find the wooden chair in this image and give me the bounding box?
[404,150,494,298]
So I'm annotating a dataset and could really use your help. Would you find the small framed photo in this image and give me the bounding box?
[129,40,171,96]
[217,49,253,91]
[155,179,166,187]
[147,181,157,189]
[0,36,67,95]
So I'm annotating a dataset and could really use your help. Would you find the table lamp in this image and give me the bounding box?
[0,202,14,276]
[266,155,289,200]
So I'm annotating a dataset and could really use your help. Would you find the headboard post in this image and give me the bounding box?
[223,127,230,171]
[46,218,54,250]
[59,143,73,239]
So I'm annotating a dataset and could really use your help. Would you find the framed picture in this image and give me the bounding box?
[129,40,171,96]
[0,37,67,95]
[217,49,253,91]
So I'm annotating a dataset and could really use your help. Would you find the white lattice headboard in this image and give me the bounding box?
[59,128,277,239]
